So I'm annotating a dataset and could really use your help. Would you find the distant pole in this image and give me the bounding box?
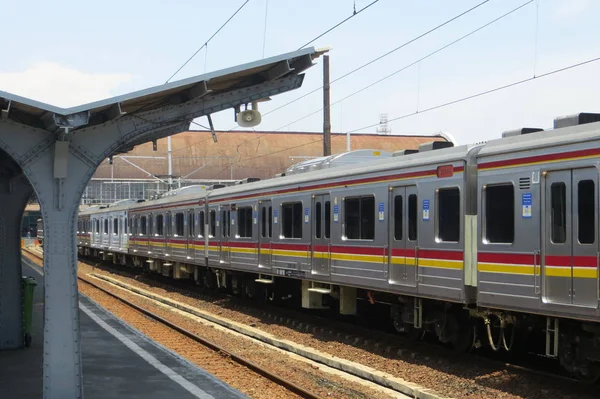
[323,55,332,156]
[167,136,173,190]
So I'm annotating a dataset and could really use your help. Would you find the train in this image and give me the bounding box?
[76,112,600,380]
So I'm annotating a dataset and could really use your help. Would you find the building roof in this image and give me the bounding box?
[94,130,448,180]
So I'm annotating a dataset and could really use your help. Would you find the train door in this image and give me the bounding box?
[258,200,273,269]
[311,194,331,276]
[543,168,598,307]
[388,186,418,287]
[186,209,196,260]
[220,205,231,263]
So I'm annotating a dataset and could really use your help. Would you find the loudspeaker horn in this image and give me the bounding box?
[236,102,262,128]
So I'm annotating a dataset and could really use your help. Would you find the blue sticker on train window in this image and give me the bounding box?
[422,200,430,220]
[522,193,532,218]
[378,202,385,221]
[333,205,339,222]
[304,208,309,223]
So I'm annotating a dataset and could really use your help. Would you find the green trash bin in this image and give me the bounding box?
[21,276,37,348]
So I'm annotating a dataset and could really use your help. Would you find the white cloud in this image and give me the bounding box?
[0,62,135,108]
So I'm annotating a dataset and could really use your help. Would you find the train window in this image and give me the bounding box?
[124,218,128,235]
[188,212,195,238]
[261,207,267,238]
[484,185,514,244]
[578,180,595,244]
[209,210,216,237]
[394,195,403,240]
[104,219,108,235]
[156,214,164,236]
[315,202,322,238]
[237,207,253,238]
[199,211,205,237]
[344,196,375,240]
[140,216,147,235]
[437,188,460,242]
[408,194,417,241]
[282,202,303,239]
[113,218,119,235]
[268,206,273,238]
[551,183,567,244]
[324,202,331,239]
[221,209,231,238]
[175,213,184,237]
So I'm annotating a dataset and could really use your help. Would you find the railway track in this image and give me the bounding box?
[23,247,600,399]
[24,248,413,399]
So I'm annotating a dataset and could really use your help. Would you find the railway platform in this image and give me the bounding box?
[0,258,246,399]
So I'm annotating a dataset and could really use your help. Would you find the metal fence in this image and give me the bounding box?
[81,178,235,206]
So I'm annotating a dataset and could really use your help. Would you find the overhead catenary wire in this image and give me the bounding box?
[210,53,600,178]
[165,0,251,83]
[261,0,491,120]
[209,1,492,157]
[296,0,380,50]
[272,0,533,132]
[345,55,600,134]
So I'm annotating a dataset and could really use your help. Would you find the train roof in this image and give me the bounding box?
[478,115,600,158]
[208,143,478,199]
[128,185,207,211]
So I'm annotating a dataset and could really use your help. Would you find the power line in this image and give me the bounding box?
[345,55,600,134]
[262,0,491,119]
[296,0,380,49]
[165,0,251,83]
[212,54,600,178]
[211,1,493,154]
[273,0,533,132]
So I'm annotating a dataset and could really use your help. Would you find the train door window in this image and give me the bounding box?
[437,188,460,242]
[175,212,184,237]
[199,211,205,237]
[209,210,216,237]
[238,207,253,238]
[394,195,403,240]
[188,212,195,238]
[268,206,273,238]
[578,180,595,244]
[221,209,231,238]
[104,219,109,235]
[113,218,119,235]
[550,183,567,244]
[124,218,128,235]
[156,214,164,236]
[315,202,322,238]
[140,216,147,235]
[408,194,417,241]
[282,202,302,239]
[324,202,331,239]
[344,196,375,240]
[261,207,267,238]
[484,184,514,244]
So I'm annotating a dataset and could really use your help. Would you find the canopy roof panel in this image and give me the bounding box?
[0,47,325,129]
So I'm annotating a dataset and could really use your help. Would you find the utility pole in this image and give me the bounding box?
[322,54,331,156]
[167,136,173,190]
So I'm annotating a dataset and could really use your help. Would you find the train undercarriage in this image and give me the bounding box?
[80,246,600,381]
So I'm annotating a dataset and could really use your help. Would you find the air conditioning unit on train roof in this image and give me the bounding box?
[418,141,454,152]
[392,149,419,157]
[501,127,544,138]
[284,150,391,176]
[554,112,600,129]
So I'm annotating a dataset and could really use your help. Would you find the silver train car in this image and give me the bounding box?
[77,113,600,379]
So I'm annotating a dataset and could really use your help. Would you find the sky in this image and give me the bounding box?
[2,0,600,146]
